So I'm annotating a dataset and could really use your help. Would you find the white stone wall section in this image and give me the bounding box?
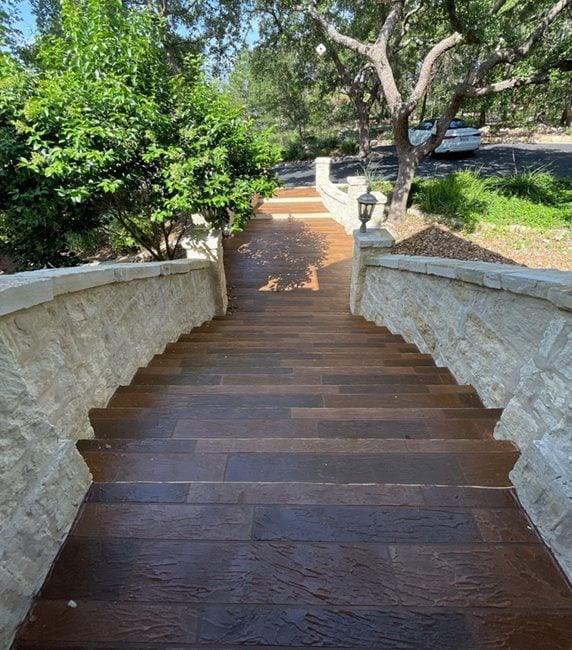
[350,235,572,581]
[0,245,226,647]
[315,157,387,233]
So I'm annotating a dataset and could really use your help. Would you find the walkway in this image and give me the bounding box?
[16,193,572,648]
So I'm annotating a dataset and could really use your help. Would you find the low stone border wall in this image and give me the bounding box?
[0,245,226,646]
[315,157,387,233]
[350,230,572,580]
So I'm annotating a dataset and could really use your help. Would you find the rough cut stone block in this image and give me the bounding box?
[397,258,428,273]
[113,263,162,282]
[0,279,53,317]
[547,287,572,312]
[354,229,395,250]
[426,264,458,279]
[483,272,502,289]
[160,260,193,275]
[511,436,572,581]
[37,267,116,296]
[375,256,401,269]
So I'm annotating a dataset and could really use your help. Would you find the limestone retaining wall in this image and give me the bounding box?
[0,252,225,647]
[315,157,387,233]
[350,235,572,580]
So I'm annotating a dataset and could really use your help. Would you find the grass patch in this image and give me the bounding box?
[410,170,572,232]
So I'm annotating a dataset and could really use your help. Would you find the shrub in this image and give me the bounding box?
[411,170,571,232]
[1,0,281,268]
[339,138,360,155]
[488,168,561,205]
[411,171,489,231]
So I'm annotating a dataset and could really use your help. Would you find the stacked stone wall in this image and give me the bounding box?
[0,257,224,647]
[350,246,572,581]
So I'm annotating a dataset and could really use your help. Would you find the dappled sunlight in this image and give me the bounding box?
[234,222,331,292]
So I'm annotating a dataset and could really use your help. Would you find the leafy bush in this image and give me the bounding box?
[411,170,572,232]
[1,0,281,268]
[411,171,489,231]
[487,169,562,205]
[339,138,360,155]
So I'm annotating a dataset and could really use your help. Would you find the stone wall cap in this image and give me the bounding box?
[0,277,54,317]
[362,254,572,311]
[354,228,395,249]
[160,259,209,275]
[0,259,212,318]
[347,176,368,186]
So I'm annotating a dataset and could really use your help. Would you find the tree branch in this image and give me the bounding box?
[303,3,369,57]
[491,0,511,14]
[477,0,571,79]
[405,32,463,115]
[459,72,549,97]
[302,1,402,108]
[375,0,404,50]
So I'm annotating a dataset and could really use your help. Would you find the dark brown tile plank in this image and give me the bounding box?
[469,610,572,649]
[225,453,466,485]
[79,452,226,482]
[252,505,481,544]
[72,504,253,541]
[389,545,572,608]
[186,482,425,506]
[40,539,398,606]
[87,483,189,504]
[17,601,198,644]
[199,607,474,649]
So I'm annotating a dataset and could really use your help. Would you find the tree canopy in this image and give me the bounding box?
[0,0,280,269]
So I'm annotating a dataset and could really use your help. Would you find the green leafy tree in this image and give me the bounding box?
[302,0,571,223]
[2,0,279,267]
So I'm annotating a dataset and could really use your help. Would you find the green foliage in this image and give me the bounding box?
[411,170,572,232]
[1,0,280,268]
[339,138,360,155]
[411,171,488,231]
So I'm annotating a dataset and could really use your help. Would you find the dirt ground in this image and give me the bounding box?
[390,210,571,270]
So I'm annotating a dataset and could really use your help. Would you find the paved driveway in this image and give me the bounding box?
[277,143,572,186]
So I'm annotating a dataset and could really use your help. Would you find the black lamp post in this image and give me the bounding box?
[357,188,378,233]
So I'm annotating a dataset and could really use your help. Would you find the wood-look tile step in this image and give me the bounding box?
[85,481,519,509]
[31,539,572,608]
[169,417,496,440]
[146,356,438,369]
[67,501,536,545]
[188,438,517,455]
[78,437,516,455]
[16,603,572,650]
[78,451,516,487]
[223,452,518,487]
[105,391,481,410]
[167,341,418,352]
[291,407,503,420]
[184,482,521,509]
[111,382,476,396]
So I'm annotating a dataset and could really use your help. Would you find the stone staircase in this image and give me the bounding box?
[15,214,572,647]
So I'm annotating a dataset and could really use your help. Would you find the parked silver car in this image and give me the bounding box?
[409,117,481,154]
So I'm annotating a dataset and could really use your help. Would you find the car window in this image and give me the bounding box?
[449,118,468,129]
[418,120,435,130]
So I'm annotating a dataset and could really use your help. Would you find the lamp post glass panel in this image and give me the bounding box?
[358,190,377,232]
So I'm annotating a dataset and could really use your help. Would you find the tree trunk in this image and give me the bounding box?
[418,92,428,123]
[479,104,487,127]
[386,152,417,224]
[560,88,572,126]
[356,104,372,158]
